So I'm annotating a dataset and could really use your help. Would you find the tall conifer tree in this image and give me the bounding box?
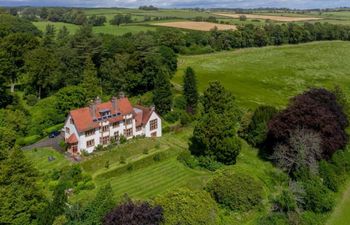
[183,67,198,114]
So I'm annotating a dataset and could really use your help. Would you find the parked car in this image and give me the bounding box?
[49,131,61,138]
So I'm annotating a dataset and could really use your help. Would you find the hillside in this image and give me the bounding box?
[174,41,350,109]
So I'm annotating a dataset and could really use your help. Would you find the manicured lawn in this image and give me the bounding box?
[174,41,350,109]
[97,157,210,200]
[24,148,72,173]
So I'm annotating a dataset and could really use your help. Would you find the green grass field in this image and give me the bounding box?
[174,40,350,223]
[174,41,350,109]
[33,21,157,36]
[327,184,350,225]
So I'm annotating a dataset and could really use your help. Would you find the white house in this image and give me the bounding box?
[64,95,162,155]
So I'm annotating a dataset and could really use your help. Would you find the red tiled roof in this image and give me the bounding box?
[69,98,134,133]
[66,133,78,144]
[135,105,154,125]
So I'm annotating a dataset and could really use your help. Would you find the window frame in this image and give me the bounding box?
[86,139,95,148]
[150,119,158,131]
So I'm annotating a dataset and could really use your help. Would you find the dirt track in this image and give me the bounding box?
[215,13,322,22]
[154,21,237,31]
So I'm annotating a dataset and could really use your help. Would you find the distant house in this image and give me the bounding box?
[64,95,162,155]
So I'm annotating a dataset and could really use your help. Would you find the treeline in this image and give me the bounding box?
[172,22,350,54]
[4,7,106,26]
[139,5,159,10]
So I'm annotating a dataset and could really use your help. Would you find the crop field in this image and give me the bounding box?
[174,41,350,109]
[84,8,223,19]
[154,21,236,31]
[215,13,322,22]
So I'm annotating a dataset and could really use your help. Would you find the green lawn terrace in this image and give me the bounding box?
[24,126,281,224]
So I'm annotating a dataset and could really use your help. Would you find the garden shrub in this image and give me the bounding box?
[206,171,263,211]
[164,111,180,123]
[331,149,350,174]
[240,105,278,147]
[301,177,335,213]
[273,189,298,213]
[300,211,326,225]
[104,197,163,225]
[126,163,134,171]
[177,151,198,169]
[119,135,127,144]
[173,95,186,110]
[154,188,219,225]
[16,134,41,146]
[120,156,126,164]
[258,213,289,225]
[319,160,342,192]
[197,156,223,171]
[25,94,38,106]
[179,111,192,126]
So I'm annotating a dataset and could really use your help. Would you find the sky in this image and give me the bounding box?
[0,0,350,9]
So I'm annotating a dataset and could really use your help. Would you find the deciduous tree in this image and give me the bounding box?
[103,196,163,225]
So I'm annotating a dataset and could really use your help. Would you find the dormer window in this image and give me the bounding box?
[100,109,111,117]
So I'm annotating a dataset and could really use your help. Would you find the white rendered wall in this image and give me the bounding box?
[144,112,162,137]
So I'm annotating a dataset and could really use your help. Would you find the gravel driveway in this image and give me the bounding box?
[21,133,64,151]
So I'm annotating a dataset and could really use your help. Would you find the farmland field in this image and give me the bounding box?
[154,21,236,31]
[33,21,156,36]
[215,13,322,22]
[174,41,350,109]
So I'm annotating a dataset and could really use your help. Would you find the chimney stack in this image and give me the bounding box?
[95,96,101,105]
[118,92,125,99]
[111,96,118,112]
[89,100,96,118]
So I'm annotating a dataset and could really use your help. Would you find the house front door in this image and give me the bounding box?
[71,144,78,154]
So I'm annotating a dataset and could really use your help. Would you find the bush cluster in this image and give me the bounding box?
[206,171,263,211]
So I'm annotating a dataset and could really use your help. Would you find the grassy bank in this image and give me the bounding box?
[174,41,350,109]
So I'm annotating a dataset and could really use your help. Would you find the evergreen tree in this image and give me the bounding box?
[43,24,56,47]
[189,81,241,165]
[153,69,173,115]
[189,109,241,164]
[57,26,70,44]
[81,56,102,100]
[0,148,47,224]
[71,183,114,225]
[183,67,198,114]
[38,182,67,225]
